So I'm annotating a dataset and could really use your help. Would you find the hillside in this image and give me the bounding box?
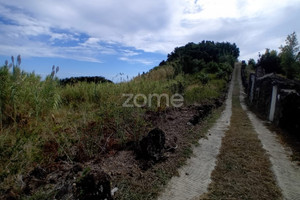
[0,41,239,199]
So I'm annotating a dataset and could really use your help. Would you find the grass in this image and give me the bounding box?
[0,62,229,198]
[200,67,282,200]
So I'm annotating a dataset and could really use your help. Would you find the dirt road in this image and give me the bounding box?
[158,64,300,200]
[238,66,300,200]
[157,65,234,200]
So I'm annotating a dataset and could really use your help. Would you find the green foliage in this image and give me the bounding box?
[197,72,210,84]
[0,61,60,128]
[250,32,300,80]
[166,41,239,75]
[248,58,256,70]
[257,49,282,74]
[205,61,219,73]
[184,76,226,104]
[279,32,300,79]
[60,76,112,85]
[219,54,236,67]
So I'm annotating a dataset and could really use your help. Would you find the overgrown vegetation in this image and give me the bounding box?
[247,32,300,80]
[0,41,239,199]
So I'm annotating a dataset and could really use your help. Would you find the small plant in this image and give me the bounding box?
[197,72,210,84]
[50,65,59,78]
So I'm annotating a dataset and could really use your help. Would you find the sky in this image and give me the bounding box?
[0,0,299,81]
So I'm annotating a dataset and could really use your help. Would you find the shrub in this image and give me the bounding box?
[197,72,210,84]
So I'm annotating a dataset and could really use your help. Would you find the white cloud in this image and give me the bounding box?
[0,0,299,62]
[50,32,78,42]
[122,50,140,57]
[119,57,154,65]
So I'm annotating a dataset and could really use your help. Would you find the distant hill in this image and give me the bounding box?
[60,76,112,85]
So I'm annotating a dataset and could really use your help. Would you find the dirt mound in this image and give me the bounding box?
[14,162,111,200]
[136,128,166,161]
[74,169,112,200]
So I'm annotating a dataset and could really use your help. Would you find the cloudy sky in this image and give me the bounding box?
[0,0,299,81]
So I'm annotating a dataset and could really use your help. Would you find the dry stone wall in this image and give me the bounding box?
[241,65,300,136]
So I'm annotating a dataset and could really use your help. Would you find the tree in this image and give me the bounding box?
[166,41,239,75]
[257,49,281,74]
[248,58,256,69]
[279,32,300,79]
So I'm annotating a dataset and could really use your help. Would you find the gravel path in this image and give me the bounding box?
[157,66,235,200]
[238,66,300,200]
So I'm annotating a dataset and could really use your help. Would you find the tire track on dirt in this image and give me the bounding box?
[157,66,235,200]
[238,66,300,200]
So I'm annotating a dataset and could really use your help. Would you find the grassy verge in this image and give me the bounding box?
[200,67,282,199]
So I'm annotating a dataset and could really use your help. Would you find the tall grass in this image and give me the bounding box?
[0,65,60,129]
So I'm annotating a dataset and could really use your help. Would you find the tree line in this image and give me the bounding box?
[248,32,300,80]
[60,76,112,85]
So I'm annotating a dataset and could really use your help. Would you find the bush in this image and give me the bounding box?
[205,62,219,73]
[197,72,210,84]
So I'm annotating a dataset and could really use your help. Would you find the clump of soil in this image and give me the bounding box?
[73,169,112,200]
[136,127,166,161]
[15,162,112,200]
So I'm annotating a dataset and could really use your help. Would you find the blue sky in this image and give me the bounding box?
[0,0,300,81]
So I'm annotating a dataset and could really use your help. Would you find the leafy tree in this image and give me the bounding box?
[248,58,256,69]
[166,41,239,75]
[257,49,281,74]
[279,32,300,79]
[205,61,219,73]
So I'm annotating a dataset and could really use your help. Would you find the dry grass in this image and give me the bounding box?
[200,70,282,200]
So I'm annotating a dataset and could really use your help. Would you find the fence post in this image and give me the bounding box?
[250,74,255,103]
[269,85,278,121]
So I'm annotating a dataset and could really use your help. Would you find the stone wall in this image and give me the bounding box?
[241,66,300,136]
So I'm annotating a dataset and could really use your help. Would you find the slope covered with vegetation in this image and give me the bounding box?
[0,41,239,199]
